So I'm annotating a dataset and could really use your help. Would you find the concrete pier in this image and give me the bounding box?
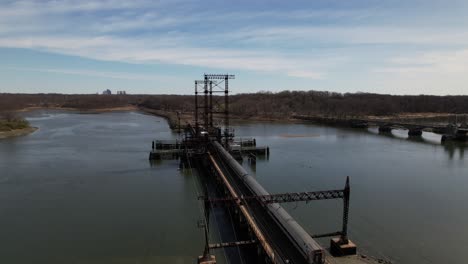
[330,238,357,256]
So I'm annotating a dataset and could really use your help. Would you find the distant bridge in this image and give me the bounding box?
[293,115,468,142]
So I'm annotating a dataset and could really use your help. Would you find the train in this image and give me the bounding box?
[211,141,325,264]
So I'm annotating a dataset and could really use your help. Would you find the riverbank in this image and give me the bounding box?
[13,105,187,131]
[18,105,139,113]
[12,105,463,133]
[0,126,38,139]
[0,117,38,139]
[138,107,190,130]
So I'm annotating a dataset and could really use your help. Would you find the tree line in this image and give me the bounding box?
[1,91,468,118]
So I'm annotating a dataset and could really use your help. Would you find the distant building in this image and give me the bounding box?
[102,89,112,95]
[117,91,126,95]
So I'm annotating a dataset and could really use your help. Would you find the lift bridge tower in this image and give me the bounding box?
[194,74,235,148]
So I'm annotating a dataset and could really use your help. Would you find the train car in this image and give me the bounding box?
[211,142,325,264]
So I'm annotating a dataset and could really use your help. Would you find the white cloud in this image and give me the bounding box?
[1,0,468,94]
[0,0,154,16]
[375,49,468,74]
[228,25,468,46]
[287,71,324,79]
[3,66,177,82]
[0,35,333,79]
[371,49,468,95]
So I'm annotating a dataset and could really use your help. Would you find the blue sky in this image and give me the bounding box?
[1,0,468,95]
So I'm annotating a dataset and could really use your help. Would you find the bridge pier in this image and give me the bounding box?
[441,125,468,142]
[408,128,423,137]
[378,125,392,133]
[349,120,369,128]
[442,132,468,142]
[330,238,357,256]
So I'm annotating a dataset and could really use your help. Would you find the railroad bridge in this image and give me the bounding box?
[149,74,387,264]
[293,115,468,142]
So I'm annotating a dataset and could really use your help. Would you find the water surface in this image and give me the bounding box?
[234,122,468,264]
[0,111,203,264]
[1,112,467,264]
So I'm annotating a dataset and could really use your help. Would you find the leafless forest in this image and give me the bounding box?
[1,91,468,118]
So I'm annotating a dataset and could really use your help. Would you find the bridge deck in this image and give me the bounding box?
[209,150,310,264]
[206,143,387,264]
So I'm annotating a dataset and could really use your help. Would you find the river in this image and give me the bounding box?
[0,111,466,264]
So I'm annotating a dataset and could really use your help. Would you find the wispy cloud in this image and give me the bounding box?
[0,34,331,79]
[374,49,468,74]
[370,49,468,95]
[3,66,176,82]
[0,0,379,80]
[1,0,468,94]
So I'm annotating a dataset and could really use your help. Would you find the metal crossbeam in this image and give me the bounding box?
[311,231,342,239]
[195,80,219,84]
[204,74,235,79]
[201,176,351,244]
[200,189,344,206]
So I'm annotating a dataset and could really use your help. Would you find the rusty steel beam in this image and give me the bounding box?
[200,189,345,206]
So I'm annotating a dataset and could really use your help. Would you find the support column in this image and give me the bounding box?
[408,128,423,137]
[224,75,229,148]
[341,176,350,243]
[209,81,213,128]
[204,76,209,129]
[195,81,199,136]
[330,176,357,256]
[378,125,392,133]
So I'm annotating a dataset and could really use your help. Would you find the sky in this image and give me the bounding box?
[1,0,468,95]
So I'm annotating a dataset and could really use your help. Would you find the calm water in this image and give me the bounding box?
[0,111,203,264]
[234,122,468,264]
[1,111,467,264]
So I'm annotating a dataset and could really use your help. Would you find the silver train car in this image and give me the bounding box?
[212,142,325,264]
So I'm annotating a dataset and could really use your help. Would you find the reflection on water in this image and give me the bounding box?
[0,110,203,264]
[443,142,466,160]
[233,122,468,264]
[366,127,468,160]
[1,112,467,264]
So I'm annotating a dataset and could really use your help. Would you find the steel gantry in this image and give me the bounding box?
[200,177,351,246]
[194,74,235,146]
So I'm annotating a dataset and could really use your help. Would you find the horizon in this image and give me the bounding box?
[1,0,468,95]
[4,89,468,97]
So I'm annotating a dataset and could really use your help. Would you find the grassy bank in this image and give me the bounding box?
[0,117,37,139]
[0,118,30,132]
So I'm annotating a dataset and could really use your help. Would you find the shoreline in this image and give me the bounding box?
[17,105,139,113]
[0,126,38,139]
[12,106,462,132]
